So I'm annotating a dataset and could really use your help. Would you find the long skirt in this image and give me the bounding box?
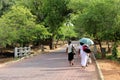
[81,53,88,66]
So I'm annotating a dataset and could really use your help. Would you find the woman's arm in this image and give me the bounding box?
[66,47,68,54]
[78,49,80,54]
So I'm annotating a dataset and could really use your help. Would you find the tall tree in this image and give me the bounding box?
[43,0,70,49]
[75,0,117,50]
[67,0,91,38]
[0,5,36,47]
[0,4,51,47]
[73,0,120,58]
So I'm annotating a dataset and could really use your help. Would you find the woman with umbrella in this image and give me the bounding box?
[78,38,94,69]
[78,43,88,69]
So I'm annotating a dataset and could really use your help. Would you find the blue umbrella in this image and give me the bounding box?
[79,38,94,46]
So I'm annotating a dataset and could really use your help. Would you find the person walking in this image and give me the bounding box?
[78,42,91,69]
[66,40,76,66]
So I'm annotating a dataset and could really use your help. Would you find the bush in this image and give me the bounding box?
[106,55,115,60]
[95,53,102,59]
[112,43,118,59]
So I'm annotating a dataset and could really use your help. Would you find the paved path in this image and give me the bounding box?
[0,41,100,80]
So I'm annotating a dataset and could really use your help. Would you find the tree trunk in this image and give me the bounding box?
[55,39,59,48]
[98,40,106,58]
[49,36,54,50]
[106,41,111,53]
[98,40,102,52]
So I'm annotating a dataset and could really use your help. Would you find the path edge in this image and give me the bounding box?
[93,53,104,80]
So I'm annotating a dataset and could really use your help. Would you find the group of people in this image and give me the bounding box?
[66,40,92,69]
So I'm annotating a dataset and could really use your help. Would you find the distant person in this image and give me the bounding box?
[66,40,76,66]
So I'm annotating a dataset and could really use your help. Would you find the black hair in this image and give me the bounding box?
[80,42,84,45]
[68,40,71,45]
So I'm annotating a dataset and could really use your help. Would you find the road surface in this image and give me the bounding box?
[0,41,100,80]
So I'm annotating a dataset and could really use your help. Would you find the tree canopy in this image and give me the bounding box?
[1,0,120,58]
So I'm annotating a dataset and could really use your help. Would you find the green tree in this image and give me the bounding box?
[14,0,46,23]
[110,0,120,58]
[0,19,17,47]
[75,0,116,50]
[72,0,120,58]
[0,4,51,47]
[68,0,91,38]
[31,24,51,46]
[0,5,36,47]
[43,0,70,49]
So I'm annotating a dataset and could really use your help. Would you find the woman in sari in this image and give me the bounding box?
[78,43,89,69]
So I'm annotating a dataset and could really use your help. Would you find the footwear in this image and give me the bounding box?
[86,64,88,67]
[81,66,86,69]
[72,63,74,65]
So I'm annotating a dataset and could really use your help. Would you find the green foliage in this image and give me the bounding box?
[106,55,117,60]
[69,0,120,57]
[0,19,17,47]
[106,51,120,61]
[112,43,118,59]
[80,1,115,38]
[15,0,46,23]
[43,0,69,34]
[0,0,15,17]
[117,49,120,58]
[68,0,90,13]
[1,0,120,50]
[16,0,71,47]
[69,0,120,42]
[31,24,51,41]
[56,23,77,40]
[0,5,34,47]
[95,53,102,59]
[0,0,71,48]
[70,0,120,53]
[0,4,51,47]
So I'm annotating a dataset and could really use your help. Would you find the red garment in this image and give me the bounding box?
[82,45,91,53]
[83,45,88,51]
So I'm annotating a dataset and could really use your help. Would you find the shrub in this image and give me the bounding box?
[95,53,102,59]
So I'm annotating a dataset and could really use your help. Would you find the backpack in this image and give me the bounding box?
[83,45,91,53]
[71,45,76,55]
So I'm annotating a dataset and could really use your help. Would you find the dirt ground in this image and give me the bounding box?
[98,59,120,80]
[96,43,120,80]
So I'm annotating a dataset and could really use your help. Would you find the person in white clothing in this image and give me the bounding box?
[66,40,76,66]
[78,42,90,69]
